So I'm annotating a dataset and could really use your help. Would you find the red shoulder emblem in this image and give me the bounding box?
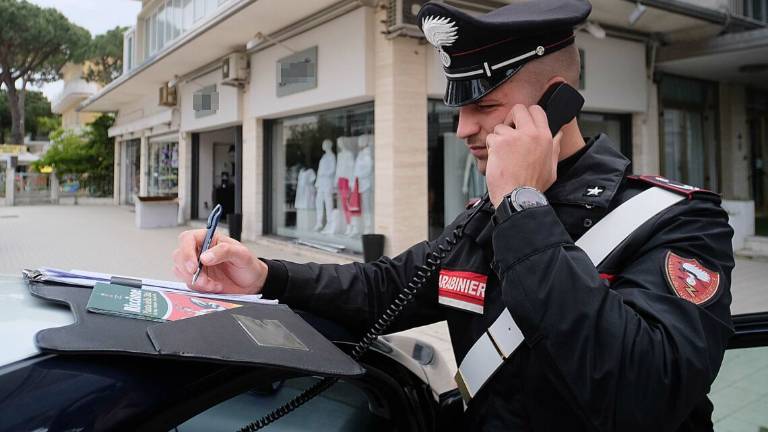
[628,175,717,199]
[664,251,721,305]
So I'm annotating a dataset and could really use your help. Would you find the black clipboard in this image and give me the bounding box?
[28,283,364,378]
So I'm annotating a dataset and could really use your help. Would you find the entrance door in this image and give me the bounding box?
[750,115,767,235]
[192,127,240,223]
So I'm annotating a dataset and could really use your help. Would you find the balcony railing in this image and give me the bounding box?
[730,0,768,22]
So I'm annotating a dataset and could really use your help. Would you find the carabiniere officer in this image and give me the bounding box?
[173,0,735,430]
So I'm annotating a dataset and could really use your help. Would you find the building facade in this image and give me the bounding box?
[80,0,768,256]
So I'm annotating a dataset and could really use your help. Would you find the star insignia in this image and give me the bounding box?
[584,186,604,197]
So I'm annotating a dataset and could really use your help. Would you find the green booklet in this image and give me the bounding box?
[87,282,241,322]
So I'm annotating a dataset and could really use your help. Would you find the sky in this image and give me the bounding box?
[26,0,142,101]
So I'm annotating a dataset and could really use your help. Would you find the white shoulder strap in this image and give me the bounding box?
[575,186,685,267]
[455,186,686,403]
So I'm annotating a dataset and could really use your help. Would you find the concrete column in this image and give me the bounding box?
[177,131,192,223]
[241,117,264,241]
[50,173,59,204]
[113,139,121,205]
[139,134,149,197]
[719,83,751,200]
[4,160,14,206]
[631,81,660,175]
[373,7,429,256]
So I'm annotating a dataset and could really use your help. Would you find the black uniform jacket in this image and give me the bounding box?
[261,134,735,432]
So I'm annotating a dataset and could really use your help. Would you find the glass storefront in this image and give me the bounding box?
[660,75,719,191]
[268,103,374,253]
[147,136,179,196]
[427,100,485,240]
[123,139,141,204]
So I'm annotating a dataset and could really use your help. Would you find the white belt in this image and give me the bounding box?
[455,187,685,403]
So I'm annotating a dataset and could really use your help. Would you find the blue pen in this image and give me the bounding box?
[192,204,223,286]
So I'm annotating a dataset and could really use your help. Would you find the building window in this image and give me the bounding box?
[267,103,374,254]
[578,112,632,160]
[660,75,719,191]
[427,100,485,240]
[147,138,179,196]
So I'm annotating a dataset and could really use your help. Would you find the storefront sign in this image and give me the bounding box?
[276,46,318,97]
[0,144,27,154]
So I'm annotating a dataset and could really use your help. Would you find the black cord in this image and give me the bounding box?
[238,197,489,432]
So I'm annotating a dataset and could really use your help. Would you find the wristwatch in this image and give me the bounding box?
[493,186,549,225]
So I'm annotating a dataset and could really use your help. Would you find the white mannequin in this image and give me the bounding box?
[349,134,373,235]
[295,167,316,231]
[313,139,336,231]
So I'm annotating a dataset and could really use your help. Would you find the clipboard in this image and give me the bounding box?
[29,282,365,378]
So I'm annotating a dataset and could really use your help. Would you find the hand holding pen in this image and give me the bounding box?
[192,204,224,286]
[173,205,269,294]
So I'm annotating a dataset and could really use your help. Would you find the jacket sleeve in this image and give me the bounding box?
[492,198,734,431]
[259,235,452,335]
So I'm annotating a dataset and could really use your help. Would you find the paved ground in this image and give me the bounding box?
[2,204,767,428]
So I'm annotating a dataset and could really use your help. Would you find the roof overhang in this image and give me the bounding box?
[657,27,768,89]
[108,109,173,137]
[588,0,763,42]
[81,0,352,112]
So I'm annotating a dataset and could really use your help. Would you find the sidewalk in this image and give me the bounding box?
[1,205,766,376]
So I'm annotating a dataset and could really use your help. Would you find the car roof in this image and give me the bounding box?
[0,275,74,368]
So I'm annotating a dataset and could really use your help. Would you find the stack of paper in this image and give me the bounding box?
[22,267,277,305]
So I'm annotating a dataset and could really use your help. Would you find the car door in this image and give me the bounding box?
[709,266,768,432]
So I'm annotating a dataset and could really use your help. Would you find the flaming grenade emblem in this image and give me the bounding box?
[422,16,459,67]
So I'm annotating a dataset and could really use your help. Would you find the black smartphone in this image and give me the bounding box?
[537,82,584,137]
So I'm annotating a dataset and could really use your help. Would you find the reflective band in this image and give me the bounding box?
[486,308,522,359]
[445,68,484,79]
[455,187,684,403]
[575,187,684,267]
[456,332,504,400]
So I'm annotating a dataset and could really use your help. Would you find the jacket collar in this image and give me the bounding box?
[545,133,630,208]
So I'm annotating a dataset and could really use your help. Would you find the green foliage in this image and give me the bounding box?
[0,0,91,144]
[34,114,115,196]
[0,0,91,83]
[84,27,127,85]
[0,88,57,143]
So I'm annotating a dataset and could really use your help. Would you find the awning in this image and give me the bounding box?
[657,27,768,89]
[108,109,173,137]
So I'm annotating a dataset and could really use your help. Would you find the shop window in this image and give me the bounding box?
[427,100,485,240]
[267,103,374,254]
[147,138,179,197]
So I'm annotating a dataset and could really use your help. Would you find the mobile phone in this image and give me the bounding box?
[537,82,584,136]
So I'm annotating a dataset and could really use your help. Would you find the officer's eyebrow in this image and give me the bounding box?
[475,97,501,106]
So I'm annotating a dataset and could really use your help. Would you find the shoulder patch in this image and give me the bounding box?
[664,251,721,306]
[628,175,718,200]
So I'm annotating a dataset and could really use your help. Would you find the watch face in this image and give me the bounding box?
[513,187,547,210]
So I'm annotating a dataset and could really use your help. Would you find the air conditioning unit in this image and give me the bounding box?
[386,0,427,36]
[222,53,248,86]
[158,82,177,107]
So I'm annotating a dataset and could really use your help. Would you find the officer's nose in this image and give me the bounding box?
[457,107,481,140]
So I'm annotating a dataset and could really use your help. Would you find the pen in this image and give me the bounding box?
[192,204,223,286]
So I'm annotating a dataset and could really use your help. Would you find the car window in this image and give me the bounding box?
[174,376,395,432]
[710,346,768,431]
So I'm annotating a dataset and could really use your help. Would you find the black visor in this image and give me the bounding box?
[444,65,523,107]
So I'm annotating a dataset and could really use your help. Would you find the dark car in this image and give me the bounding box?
[0,275,462,432]
[1,274,767,431]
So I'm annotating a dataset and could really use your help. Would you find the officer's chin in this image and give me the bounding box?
[475,158,487,176]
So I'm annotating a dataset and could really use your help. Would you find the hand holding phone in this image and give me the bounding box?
[484,82,584,207]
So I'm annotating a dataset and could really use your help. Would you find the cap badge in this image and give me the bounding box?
[422,15,458,67]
